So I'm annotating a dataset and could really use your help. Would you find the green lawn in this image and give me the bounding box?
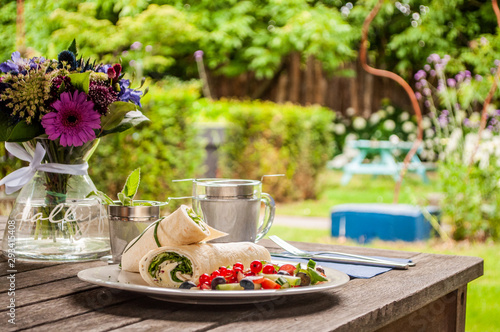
[269,170,498,332]
[276,170,439,217]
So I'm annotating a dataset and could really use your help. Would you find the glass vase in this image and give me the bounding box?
[1,139,110,261]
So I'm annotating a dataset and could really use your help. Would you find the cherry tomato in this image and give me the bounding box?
[199,273,211,285]
[233,262,244,271]
[278,264,297,276]
[211,270,221,279]
[224,270,235,282]
[262,264,277,274]
[260,278,281,289]
[250,260,263,274]
[218,266,228,276]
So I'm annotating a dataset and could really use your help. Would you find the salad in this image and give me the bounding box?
[178,259,329,291]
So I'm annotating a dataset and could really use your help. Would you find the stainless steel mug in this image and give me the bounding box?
[191,179,275,242]
[107,203,160,263]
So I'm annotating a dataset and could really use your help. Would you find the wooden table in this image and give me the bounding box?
[341,140,430,185]
[0,217,483,332]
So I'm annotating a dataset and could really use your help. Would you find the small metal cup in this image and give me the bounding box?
[191,179,275,243]
[107,202,161,264]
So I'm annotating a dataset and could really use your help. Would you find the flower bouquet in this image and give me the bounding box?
[0,41,149,261]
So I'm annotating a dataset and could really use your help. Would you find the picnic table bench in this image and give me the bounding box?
[341,139,431,185]
[0,216,483,331]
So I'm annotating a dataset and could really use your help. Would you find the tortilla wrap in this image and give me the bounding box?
[121,205,227,272]
[139,242,271,288]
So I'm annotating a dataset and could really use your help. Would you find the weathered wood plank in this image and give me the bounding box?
[25,297,192,332]
[377,287,462,332]
[0,260,105,292]
[0,276,98,310]
[1,286,140,331]
[0,261,61,277]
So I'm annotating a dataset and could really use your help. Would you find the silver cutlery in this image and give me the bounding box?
[269,235,412,270]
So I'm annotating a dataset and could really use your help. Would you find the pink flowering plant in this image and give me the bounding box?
[0,42,148,239]
[413,53,500,241]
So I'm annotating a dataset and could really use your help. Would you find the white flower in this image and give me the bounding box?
[386,106,395,114]
[383,119,396,131]
[389,134,400,144]
[400,112,410,121]
[445,128,463,156]
[353,117,367,130]
[425,128,435,138]
[422,117,432,129]
[334,123,346,135]
[470,113,480,124]
[345,133,358,142]
[402,121,415,133]
[346,107,356,117]
[376,110,387,119]
[456,110,466,124]
[481,129,493,140]
[369,113,380,125]
[408,133,417,141]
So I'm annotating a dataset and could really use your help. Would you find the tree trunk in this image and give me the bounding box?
[289,53,301,103]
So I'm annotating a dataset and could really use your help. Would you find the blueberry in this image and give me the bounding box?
[211,276,226,290]
[240,278,255,290]
[277,270,290,276]
[179,281,196,289]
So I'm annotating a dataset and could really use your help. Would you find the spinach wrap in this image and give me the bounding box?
[139,242,271,288]
[121,205,227,272]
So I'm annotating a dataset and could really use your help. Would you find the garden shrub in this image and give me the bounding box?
[194,99,336,201]
[89,78,206,209]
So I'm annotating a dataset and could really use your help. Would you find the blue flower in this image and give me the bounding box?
[0,52,46,73]
[97,64,112,73]
[0,51,24,73]
[118,79,142,107]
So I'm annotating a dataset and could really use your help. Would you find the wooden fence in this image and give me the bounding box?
[207,53,412,117]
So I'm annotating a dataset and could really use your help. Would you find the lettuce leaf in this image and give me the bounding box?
[148,252,193,283]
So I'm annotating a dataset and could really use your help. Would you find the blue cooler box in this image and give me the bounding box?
[330,204,436,243]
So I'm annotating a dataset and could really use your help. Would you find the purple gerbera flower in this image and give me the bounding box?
[42,91,101,147]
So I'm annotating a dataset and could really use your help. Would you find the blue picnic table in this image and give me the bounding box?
[341,139,429,185]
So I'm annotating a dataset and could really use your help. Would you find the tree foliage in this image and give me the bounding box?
[0,0,499,87]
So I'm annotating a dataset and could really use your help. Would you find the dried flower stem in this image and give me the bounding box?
[360,0,423,204]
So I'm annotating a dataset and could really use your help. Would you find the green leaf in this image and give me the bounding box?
[121,168,141,200]
[117,192,132,206]
[86,190,114,205]
[0,112,44,142]
[99,101,138,132]
[68,72,90,93]
[68,39,78,56]
[99,107,150,137]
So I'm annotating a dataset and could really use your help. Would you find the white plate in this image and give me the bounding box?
[77,261,350,305]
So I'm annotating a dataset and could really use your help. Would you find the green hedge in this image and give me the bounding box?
[89,79,205,208]
[194,99,336,201]
[2,80,336,206]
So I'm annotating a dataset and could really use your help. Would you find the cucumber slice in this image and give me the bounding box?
[216,283,244,291]
[262,274,301,286]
